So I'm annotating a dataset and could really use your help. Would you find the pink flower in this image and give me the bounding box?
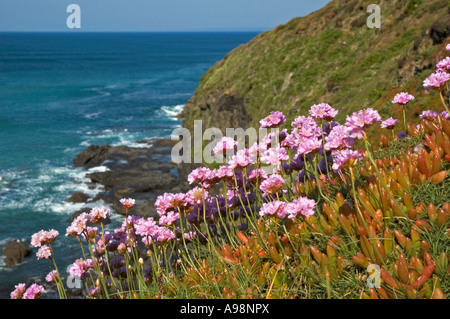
[437,57,450,73]
[380,117,399,129]
[324,124,354,152]
[228,149,256,170]
[392,92,414,105]
[120,198,135,210]
[158,211,180,226]
[66,212,90,237]
[447,44,450,51]
[440,111,449,119]
[186,186,209,205]
[259,200,289,219]
[260,147,289,166]
[287,197,316,219]
[260,111,286,128]
[345,108,381,139]
[188,167,213,186]
[259,174,285,197]
[211,165,234,182]
[213,137,238,156]
[69,258,94,280]
[36,245,52,260]
[45,270,58,283]
[30,229,59,247]
[10,283,26,299]
[296,136,323,156]
[155,193,173,216]
[309,103,338,120]
[332,149,362,171]
[22,284,45,299]
[423,72,450,90]
[89,206,110,223]
[134,217,157,239]
[152,226,175,243]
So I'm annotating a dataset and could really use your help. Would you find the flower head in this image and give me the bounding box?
[380,117,399,129]
[36,245,52,260]
[286,197,316,219]
[22,284,45,299]
[259,174,285,197]
[66,212,90,237]
[45,270,58,283]
[259,200,289,219]
[324,124,354,152]
[437,57,450,73]
[423,72,450,90]
[188,167,213,186]
[419,110,438,119]
[120,198,135,210]
[10,283,26,299]
[89,206,110,223]
[260,111,286,128]
[31,229,59,247]
[345,108,381,139]
[392,92,414,105]
[260,147,289,166]
[446,44,450,51]
[309,103,338,120]
[213,137,238,156]
[228,149,256,170]
[332,149,362,171]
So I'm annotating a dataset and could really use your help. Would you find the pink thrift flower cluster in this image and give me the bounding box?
[11,283,45,299]
[380,117,399,129]
[392,92,414,105]
[259,111,286,128]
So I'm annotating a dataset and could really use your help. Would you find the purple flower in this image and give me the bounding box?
[324,124,354,152]
[392,92,414,105]
[89,206,110,223]
[259,174,285,197]
[10,283,26,299]
[286,197,316,219]
[423,72,450,90]
[36,245,52,260]
[213,137,238,156]
[345,108,381,139]
[259,200,289,219]
[437,57,450,73]
[380,117,399,129]
[332,149,362,171]
[440,111,449,119]
[260,147,289,166]
[260,111,286,128]
[22,284,45,299]
[309,103,338,120]
[419,110,438,119]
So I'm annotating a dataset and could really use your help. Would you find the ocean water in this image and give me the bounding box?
[0,32,258,297]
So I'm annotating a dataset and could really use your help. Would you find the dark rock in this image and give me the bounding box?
[429,16,450,45]
[73,145,111,169]
[68,192,89,203]
[72,138,191,217]
[3,239,32,267]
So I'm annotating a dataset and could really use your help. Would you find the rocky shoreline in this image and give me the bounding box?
[69,137,198,220]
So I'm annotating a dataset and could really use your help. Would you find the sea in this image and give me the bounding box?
[0,32,259,298]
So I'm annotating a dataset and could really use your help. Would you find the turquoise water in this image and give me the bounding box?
[0,32,258,297]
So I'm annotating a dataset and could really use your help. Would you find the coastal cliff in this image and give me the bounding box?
[180,0,450,135]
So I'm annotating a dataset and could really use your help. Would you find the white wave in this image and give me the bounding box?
[160,104,185,120]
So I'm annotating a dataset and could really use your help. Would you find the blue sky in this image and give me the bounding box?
[0,0,331,32]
